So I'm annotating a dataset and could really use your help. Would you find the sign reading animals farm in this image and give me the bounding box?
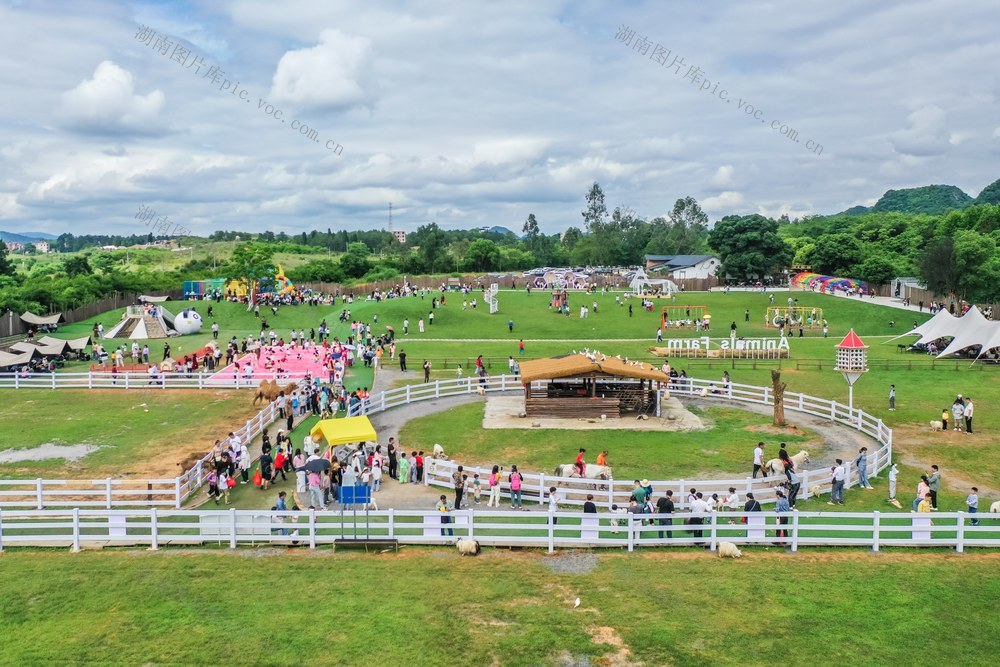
[662,336,790,355]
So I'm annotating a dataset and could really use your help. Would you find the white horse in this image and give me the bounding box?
[553,464,613,480]
[761,451,809,477]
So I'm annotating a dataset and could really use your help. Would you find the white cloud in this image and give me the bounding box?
[269,29,372,109]
[710,165,735,188]
[888,105,949,157]
[701,191,745,213]
[57,61,166,134]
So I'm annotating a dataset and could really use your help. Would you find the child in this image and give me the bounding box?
[966,487,979,526]
[207,470,220,504]
[473,473,482,504]
[218,471,231,505]
[941,408,949,431]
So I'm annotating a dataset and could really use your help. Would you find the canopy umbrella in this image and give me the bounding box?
[304,458,331,473]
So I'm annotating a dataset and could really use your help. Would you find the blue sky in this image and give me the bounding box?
[1,0,998,236]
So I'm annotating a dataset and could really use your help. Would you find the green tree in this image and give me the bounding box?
[412,223,447,273]
[855,255,897,286]
[561,227,583,251]
[339,242,373,279]
[953,230,996,300]
[0,241,14,277]
[464,238,501,271]
[230,242,276,301]
[63,255,93,277]
[811,233,865,275]
[708,214,792,280]
[918,237,957,296]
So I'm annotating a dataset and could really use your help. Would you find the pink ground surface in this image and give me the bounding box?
[208,344,339,382]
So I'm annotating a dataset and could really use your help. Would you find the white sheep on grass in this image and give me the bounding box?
[718,542,742,558]
[456,538,481,555]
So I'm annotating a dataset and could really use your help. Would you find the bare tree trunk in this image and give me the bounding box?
[771,369,786,427]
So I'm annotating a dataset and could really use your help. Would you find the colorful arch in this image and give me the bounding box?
[792,272,868,293]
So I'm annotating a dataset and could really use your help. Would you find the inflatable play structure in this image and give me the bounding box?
[791,272,868,293]
[104,303,188,340]
[221,266,296,303]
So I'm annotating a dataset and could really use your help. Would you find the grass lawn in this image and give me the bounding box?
[0,549,997,666]
[0,390,262,479]
[399,402,818,481]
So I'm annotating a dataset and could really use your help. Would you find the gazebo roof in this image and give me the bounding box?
[836,329,868,349]
[519,353,670,384]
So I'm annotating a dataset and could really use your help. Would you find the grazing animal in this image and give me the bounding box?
[929,420,944,431]
[456,538,481,555]
[432,443,446,459]
[177,453,205,471]
[475,385,486,396]
[990,500,1000,514]
[253,379,279,405]
[809,485,824,497]
[761,451,810,477]
[718,541,742,558]
[553,464,612,481]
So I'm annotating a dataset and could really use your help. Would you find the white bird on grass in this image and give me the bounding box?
[573,597,581,608]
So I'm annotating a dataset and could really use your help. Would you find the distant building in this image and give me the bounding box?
[392,230,407,244]
[644,254,720,280]
[34,241,50,253]
[3,241,24,252]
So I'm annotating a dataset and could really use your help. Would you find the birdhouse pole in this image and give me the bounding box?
[834,329,868,409]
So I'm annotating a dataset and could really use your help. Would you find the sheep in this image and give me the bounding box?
[929,420,944,431]
[990,500,1000,514]
[456,538,481,555]
[432,443,447,459]
[809,485,824,497]
[718,541,742,558]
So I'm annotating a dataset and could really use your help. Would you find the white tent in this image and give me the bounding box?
[889,306,1000,361]
[629,268,678,294]
[888,308,959,346]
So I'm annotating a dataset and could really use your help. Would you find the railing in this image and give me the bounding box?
[0,371,302,390]
[0,508,995,553]
[350,375,892,507]
[0,399,281,509]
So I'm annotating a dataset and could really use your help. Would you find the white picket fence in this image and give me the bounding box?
[350,375,892,507]
[0,400,281,510]
[0,371,275,389]
[0,507,996,553]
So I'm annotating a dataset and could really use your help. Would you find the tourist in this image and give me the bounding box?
[307,469,323,509]
[913,475,930,512]
[399,351,407,372]
[941,407,949,431]
[372,456,383,492]
[966,487,980,526]
[271,447,288,483]
[453,465,465,509]
[487,466,502,507]
[688,492,711,541]
[596,450,609,467]
[398,453,410,484]
[951,396,965,432]
[575,448,587,477]
[549,487,561,523]
[436,495,454,537]
[409,451,419,483]
[423,360,431,382]
[387,437,398,479]
[509,465,523,509]
[239,440,251,483]
[888,384,896,411]
[418,318,424,333]
[963,397,974,434]
[415,451,425,483]
[472,473,482,504]
[752,442,765,478]
[927,465,941,510]
[274,491,289,536]
[217,471,231,505]
[206,469,220,504]
[787,468,800,507]
[583,494,597,513]
[774,490,790,544]
[293,449,306,492]
[854,447,873,489]
[725,487,740,521]
[828,460,846,505]
[888,463,899,502]
[259,448,273,491]
[917,492,932,513]
[656,490,675,539]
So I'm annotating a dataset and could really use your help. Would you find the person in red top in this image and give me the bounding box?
[271,448,288,483]
[415,451,425,482]
[575,448,587,477]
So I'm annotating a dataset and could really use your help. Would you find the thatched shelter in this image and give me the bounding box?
[518,353,670,419]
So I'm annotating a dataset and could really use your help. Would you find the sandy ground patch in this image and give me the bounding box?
[482,396,705,431]
[0,443,99,464]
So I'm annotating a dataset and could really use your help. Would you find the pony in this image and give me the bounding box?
[761,451,809,478]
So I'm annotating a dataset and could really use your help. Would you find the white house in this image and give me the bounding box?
[644,254,720,280]
[34,241,50,253]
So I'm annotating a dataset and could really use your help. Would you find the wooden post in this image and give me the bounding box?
[771,370,786,426]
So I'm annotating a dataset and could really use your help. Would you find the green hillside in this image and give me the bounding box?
[871,184,974,215]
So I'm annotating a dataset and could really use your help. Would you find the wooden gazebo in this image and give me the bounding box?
[518,353,670,419]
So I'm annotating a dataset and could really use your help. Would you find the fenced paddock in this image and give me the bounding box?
[0,371,273,389]
[0,508,996,553]
[0,400,280,510]
[1,375,889,510]
[350,374,893,508]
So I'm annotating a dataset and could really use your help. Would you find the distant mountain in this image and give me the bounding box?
[480,225,516,236]
[974,177,1000,206]
[0,230,56,243]
[871,184,974,215]
[838,205,871,216]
